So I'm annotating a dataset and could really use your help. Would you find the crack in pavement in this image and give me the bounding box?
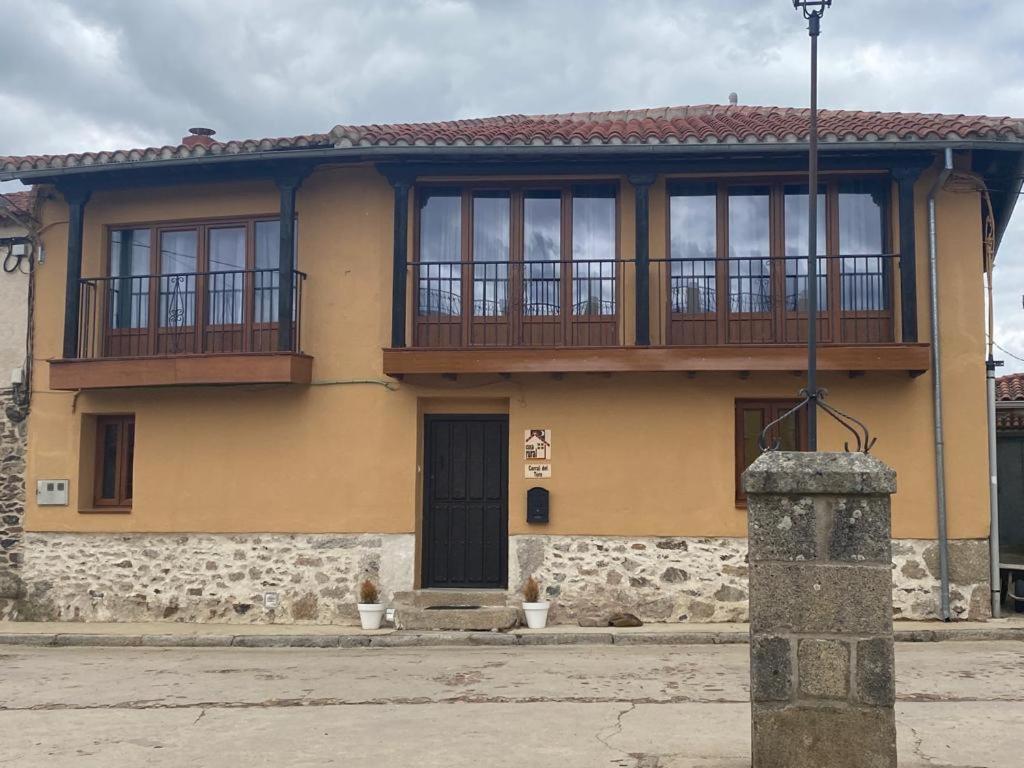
[593,702,638,765]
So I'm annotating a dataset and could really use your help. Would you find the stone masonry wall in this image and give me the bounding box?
[3,533,414,624]
[512,535,990,624]
[0,388,26,572]
[0,530,989,624]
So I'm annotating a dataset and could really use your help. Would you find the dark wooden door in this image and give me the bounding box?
[998,435,1024,557]
[423,415,508,589]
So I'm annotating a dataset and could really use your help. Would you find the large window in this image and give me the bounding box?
[414,183,620,347]
[94,415,135,508]
[735,400,806,504]
[104,216,289,355]
[667,177,892,344]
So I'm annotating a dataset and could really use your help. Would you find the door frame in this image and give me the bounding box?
[421,413,510,589]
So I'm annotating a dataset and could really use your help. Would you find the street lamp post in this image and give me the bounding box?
[794,0,831,451]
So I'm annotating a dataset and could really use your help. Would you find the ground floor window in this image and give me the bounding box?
[94,415,135,508]
[734,399,806,504]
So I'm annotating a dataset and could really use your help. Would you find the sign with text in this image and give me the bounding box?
[525,462,552,479]
[524,429,552,461]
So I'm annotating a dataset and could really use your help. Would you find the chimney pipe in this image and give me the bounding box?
[728,92,738,106]
[182,127,217,149]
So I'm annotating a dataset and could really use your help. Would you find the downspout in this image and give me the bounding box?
[983,182,1001,619]
[928,148,954,621]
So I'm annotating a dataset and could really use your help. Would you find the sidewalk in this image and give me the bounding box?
[1,617,1023,648]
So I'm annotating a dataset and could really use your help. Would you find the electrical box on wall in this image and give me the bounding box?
[36,479,69,506]
[527,486,549,524]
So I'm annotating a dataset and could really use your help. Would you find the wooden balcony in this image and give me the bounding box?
[383,256,930,377]
[49,268,312,390]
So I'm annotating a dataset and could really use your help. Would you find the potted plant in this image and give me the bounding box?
[356,578,386,630]
[521,575,550,629]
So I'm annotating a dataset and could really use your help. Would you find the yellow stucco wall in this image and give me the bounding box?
[24,161,990,540]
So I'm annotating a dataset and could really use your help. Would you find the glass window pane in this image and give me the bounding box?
[572,187,616,316]
[123,420,135,501]
[418,192,462,316]
[728,187,771,313]
[208,227,245,325]
[159,230,197,328]
[255,220,281,323]
[784,185,827,311]
[742,408,764,473]
[524,191,561,316]
[472,194,509,317]
[670,186,717,314]
[109,229,151,329]
[839,180,887,311]
[100,422,119,500]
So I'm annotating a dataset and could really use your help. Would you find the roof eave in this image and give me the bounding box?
[5,137,1024,184]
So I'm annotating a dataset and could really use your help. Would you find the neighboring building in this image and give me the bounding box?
[1,105,1022,625]
[996,372,1024,606]
[0,190,33,599]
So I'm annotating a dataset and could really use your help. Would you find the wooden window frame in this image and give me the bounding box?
[102,214,289,357]
[734,398,808,506]
[93,414,135,509]
[412,180,622,348]
[665,174,893,346]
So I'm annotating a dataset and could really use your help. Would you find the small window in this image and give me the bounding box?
[94,415,135,508]
[735,400,806,505]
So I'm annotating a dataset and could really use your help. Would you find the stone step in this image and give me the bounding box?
[394,605,519,631]
[392,589,510,609]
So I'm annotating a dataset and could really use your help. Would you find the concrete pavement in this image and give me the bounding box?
[1,641,1022,766]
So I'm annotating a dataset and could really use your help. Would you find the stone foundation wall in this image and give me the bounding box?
[511,535,991,623]
[3,532,414,624]
[0,531,989,624]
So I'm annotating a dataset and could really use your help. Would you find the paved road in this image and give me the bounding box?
[1,641,1021,767]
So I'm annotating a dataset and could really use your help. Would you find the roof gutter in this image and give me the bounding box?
[4,138,1024,183]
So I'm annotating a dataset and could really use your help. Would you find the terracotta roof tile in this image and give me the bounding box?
[997,373,1024,402]
[0,189,35,217]
[3,105,1023,176]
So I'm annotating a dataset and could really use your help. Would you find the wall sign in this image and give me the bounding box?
[524,429,552,461]
[525,462,552,479]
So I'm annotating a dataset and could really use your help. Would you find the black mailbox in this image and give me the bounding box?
[527,486,549,524]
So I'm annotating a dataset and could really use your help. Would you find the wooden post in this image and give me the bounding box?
[893,166,922,343]
[628,174,655,346]
[388,174,413,348]
[60,186,91,359]
[275,173,305,351]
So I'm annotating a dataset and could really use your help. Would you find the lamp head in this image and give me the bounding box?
[792,0,832,18]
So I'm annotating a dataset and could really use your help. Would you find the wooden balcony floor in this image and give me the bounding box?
[382,344,930,377]
[49,352,313,390]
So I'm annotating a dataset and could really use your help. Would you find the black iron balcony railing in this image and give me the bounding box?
[412,259,630,348]
[649,253,898,346]
[77,268,306,359]
[408,254,898,348]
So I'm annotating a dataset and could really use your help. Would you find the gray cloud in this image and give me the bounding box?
[2,0,1022,366]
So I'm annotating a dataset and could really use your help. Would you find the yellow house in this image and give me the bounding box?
[2,105,1022,625]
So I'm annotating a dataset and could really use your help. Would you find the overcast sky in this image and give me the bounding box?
[2,0,1023,369]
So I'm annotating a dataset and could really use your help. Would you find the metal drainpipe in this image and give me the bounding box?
[987,358,1001,618]
[928,147,954,621]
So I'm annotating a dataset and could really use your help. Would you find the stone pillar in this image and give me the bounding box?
[743,452,897,768]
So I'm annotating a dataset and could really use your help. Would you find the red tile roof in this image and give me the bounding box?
[0,190,35,217]
[998,373,1024,402]
[3,105,1023,176]
[997,374,1024,430]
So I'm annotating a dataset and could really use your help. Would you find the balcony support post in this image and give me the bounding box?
[59,185,91,359]
[628,174,656,346]
[384,170,414,348]
[274,170,308,351]
[893,166,923,343]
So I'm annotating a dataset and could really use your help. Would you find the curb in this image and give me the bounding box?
[0,627,1021,649]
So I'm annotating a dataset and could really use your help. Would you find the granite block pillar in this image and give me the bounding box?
[743,451,897,768]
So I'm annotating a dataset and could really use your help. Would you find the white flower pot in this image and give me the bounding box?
[522,601,550,629]
[357,603,386,630]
